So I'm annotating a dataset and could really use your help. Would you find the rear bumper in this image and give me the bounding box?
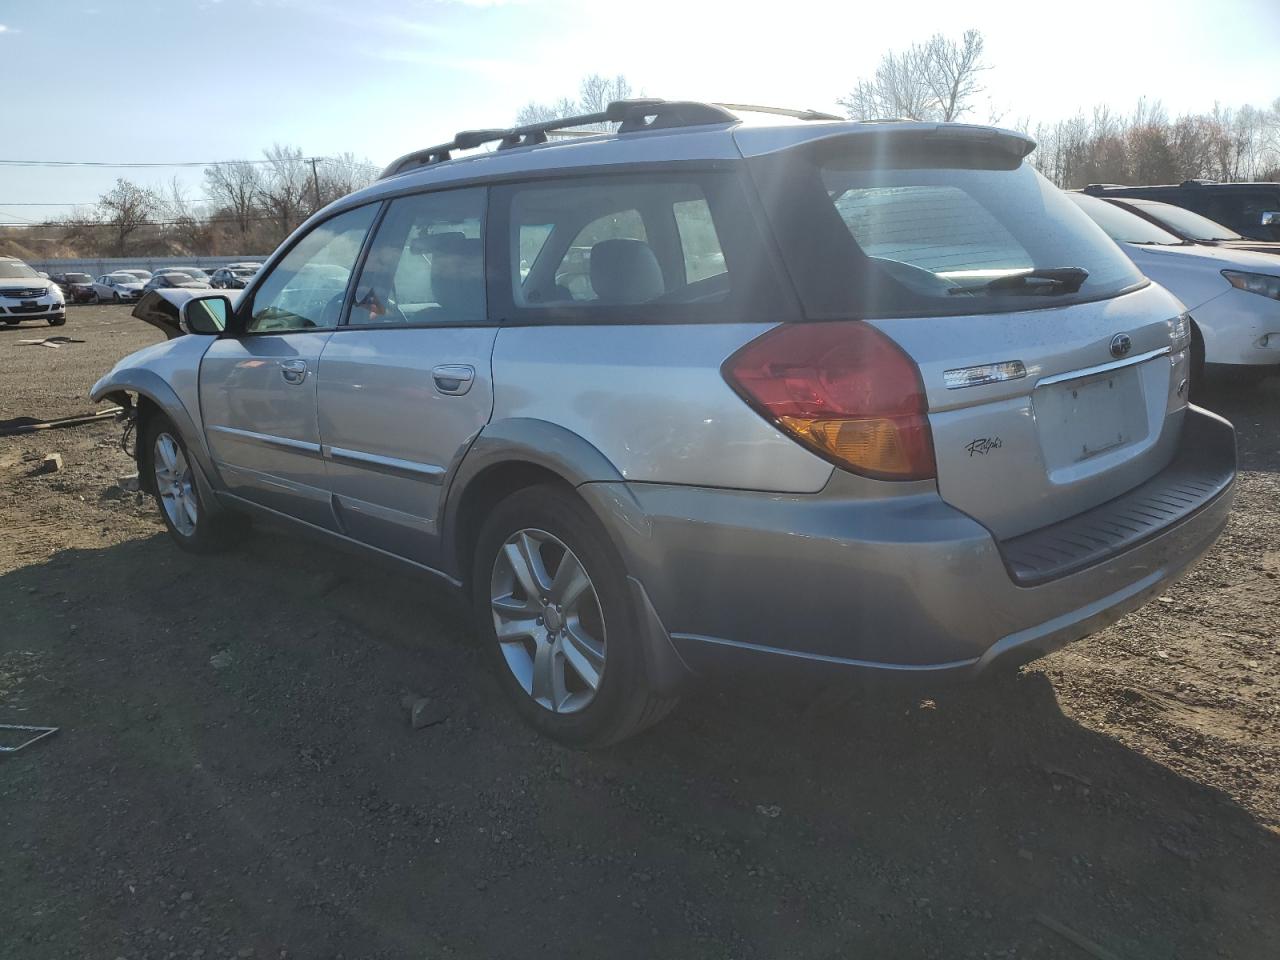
[591,406,1235,686]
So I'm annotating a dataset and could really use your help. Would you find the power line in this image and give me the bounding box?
[0,213,292,228]
[0,199,214,205]
[0,156,331,168]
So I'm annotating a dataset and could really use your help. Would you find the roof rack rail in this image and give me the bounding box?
[1181,178,1216,187]
[380,98,737,179]
[1082,183,1128,194]
[714,103,844,122]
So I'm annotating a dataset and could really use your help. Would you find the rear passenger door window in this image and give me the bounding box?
[495,173,773,322]
[348,187,486,326]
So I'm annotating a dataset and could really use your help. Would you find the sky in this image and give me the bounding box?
[1,0,1277,224]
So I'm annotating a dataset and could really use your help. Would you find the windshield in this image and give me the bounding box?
[1069,194,1185,245]
[1129,200,1245,241]
[65,273,92,283]
[0,261,40,279]
[232,268,256,277]
[109,274,137,283]
[751,139,1145,318]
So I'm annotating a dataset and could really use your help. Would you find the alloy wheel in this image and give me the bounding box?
[153,432,197,537]
[490,528,606,714]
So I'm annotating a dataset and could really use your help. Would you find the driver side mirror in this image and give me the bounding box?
[1261,211,1280,227]
[180,294,231,335]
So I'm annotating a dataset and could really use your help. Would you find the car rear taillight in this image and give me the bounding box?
[722,321,935,481]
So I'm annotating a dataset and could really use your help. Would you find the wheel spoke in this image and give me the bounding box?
[181,489,198,527]
[493,613,539,642]
[530,638,567,710]
[492,592,538,619]
[560,623,603,691]
[156,435,177,471]
[550,551,590,610]
[503,533,552,600]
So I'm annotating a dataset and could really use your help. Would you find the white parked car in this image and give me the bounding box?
[91,273,147,303]
[0,255,66,326]
[1070,192,1280,385]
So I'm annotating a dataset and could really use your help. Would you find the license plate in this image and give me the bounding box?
[21,300,36,308]
[1036,367,1145,464]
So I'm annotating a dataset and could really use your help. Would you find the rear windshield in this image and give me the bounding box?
[749,137,1147,319]
[1130,200,1243,241]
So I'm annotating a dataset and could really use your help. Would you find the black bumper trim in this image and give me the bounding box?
[999,407,1236,587]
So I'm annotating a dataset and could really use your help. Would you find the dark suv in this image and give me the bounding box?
[1083,181,1280,242]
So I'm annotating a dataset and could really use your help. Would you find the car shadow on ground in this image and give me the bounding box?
[2,528,1277,959]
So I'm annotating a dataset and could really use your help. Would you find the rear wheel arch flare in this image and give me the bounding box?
[451,460,578,597]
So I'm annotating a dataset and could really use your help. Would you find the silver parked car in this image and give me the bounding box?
[92,100,1236,746]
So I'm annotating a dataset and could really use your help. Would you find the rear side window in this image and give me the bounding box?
[750,137,1147,319]
[492,171,786,323]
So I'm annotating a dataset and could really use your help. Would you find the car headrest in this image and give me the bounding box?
[588,238,664,304]
[411,230,468,256]
[431,237,484,315]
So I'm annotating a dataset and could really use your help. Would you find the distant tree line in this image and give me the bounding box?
[2,146,379,261]
[4,46,1279,262]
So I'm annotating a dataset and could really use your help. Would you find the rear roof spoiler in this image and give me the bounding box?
[733,121,1036,161]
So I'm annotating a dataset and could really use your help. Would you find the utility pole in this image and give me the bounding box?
[310,157,322,213]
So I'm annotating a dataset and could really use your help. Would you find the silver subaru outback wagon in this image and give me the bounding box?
[93,100,1236,747]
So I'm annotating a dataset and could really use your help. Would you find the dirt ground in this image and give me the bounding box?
[1,306,1277,960]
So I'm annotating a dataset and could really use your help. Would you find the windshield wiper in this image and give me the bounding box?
[948,267,1090,296]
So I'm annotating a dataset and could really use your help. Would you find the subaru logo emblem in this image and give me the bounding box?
[1109,333,1132,359]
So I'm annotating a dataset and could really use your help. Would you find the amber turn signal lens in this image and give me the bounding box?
[723,321,936,481]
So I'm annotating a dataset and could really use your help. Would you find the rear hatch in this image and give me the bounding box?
[740,123,1190,539]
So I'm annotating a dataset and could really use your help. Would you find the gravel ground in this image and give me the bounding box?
[1,306,1277,959]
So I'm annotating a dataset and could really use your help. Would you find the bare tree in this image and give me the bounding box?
[839,45,933,120]
[317,152,380,205]
[258,144,313,243]
[162,176,215,255]
[578,74,632,113]
[97,178,158,256]
[923,30,988,122]
[515,74,637,131]
[515,96,578,127]
[203,161,261,239]
[839,30,988,122]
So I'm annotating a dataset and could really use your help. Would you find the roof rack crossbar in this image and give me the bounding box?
[380,98,737,179]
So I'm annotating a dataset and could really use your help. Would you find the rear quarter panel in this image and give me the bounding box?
[489,323,835,492]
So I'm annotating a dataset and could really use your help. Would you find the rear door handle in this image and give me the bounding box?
[432,364,475,396]
[279,359,308,385]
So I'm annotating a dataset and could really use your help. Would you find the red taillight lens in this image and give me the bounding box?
[722,321,936,481]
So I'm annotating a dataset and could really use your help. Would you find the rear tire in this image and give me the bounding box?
[471,484,677,748]
[140,414,245,553]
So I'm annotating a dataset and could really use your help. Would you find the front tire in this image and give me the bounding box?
[112,291,121,303]
[141,414,244,553]
[90,291,100,304]
[471,485,677,748]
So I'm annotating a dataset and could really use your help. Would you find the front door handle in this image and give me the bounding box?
[432,364,475,396]
[279,359,308,385]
